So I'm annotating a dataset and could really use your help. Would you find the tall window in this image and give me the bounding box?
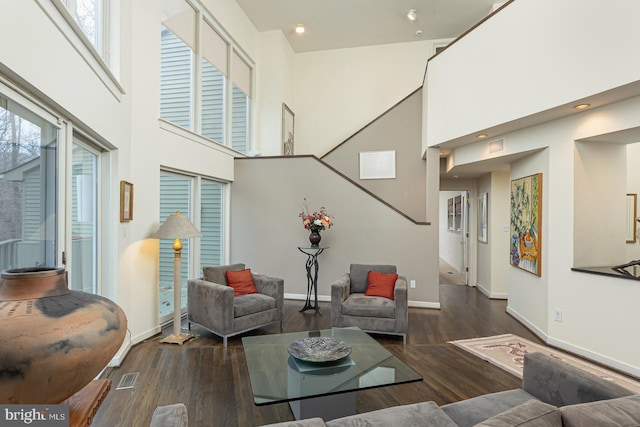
[0,94,58,271]
[200,179,224,267]
[201,21,227,143]
[160,0,252,154]
[159,172,225,320]
[70,141,99,293]
[160,0,195,130]
[159,172,192,321]
[62,0,109,60]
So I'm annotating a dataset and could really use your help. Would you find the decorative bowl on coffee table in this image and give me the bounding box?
[287,336,352,363]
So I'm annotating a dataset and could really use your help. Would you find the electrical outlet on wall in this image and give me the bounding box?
[554,309,563,322]
[410,280,416,289]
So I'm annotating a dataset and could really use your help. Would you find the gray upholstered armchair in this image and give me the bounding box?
[187,263,284,347]
[331,264,408,344]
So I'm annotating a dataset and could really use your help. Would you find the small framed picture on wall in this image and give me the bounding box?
[120,180,134,222]
[282,103,295,156]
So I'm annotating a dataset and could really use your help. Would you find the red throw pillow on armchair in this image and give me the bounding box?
[225,269,258,296]
[364,270,398,300]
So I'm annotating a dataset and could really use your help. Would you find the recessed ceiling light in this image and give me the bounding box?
[407,9,417,21]
[574,103,590,110]
[295,24,305,34]
[477,134,489,139]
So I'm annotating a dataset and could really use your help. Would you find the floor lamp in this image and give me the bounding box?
[154,211,201,345]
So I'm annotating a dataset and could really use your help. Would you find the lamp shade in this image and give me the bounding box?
[153,211,202,239]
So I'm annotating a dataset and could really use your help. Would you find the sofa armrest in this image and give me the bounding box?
[522,352,634,407]
[187,278,234,334]
[253,273,284,320]
[331,274,351,327]
[394,275,408,333]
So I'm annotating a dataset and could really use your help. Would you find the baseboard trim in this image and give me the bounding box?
[409,300,440,309]
[477,283,508,300]
[506,306,640,378]
[546,336,640,378]
[285,293,331,302]
[505,306,549,341]
[108,339,131,368]
[107,325,162,367]
[132,325,162,345]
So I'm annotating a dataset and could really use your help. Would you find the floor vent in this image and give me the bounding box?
[116,372,139,390]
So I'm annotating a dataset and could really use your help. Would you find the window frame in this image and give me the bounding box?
[0,77,114,299]
[159,0,255,155]
[35,0,124,99]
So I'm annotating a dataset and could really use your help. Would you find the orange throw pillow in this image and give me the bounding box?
[364,270,398,300]
[225,269,258,296]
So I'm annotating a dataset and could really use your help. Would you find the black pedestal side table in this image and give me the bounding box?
[297,246,328,314]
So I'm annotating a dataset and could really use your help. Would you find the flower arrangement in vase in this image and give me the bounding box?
[299,198,333,247]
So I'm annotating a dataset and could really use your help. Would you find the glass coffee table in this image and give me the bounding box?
[242,327,422,421]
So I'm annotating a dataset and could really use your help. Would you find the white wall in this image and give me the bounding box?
[256,31,295,155]
[425,0,640,149]
[475,171,510,299]
[295,40,433,156]
[489,171,510,298]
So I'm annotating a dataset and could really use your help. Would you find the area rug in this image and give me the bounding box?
[450,334,640,394]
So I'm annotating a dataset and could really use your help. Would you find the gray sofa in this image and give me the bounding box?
[262,352,640,427]
[187,263,284,347]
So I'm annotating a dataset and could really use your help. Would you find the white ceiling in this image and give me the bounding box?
[236,0,498,53]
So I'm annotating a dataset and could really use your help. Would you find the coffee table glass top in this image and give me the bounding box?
[242,327,422,405]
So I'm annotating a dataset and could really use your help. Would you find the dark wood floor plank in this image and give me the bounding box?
[94,285,539,427]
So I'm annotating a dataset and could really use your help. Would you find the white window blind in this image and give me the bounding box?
[232,51,251,96]
[161,0,196,51]
[203,22,228,76]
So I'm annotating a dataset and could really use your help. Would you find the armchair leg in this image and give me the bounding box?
[280,319,283,331]
[403,333,407,346]
[223,336,228,347]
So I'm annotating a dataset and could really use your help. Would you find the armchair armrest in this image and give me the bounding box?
[252,273,285,321]
[394,276,408,332]
[331,273,351,327]
[187,278,234,334]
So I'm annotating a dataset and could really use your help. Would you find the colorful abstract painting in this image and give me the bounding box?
[510,173,542,276]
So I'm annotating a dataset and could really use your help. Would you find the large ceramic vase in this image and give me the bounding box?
[0,267,127,404]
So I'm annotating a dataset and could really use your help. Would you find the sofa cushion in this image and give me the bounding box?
[475,400,561,426]
[365,271,398,300]
[349,264,396,294]
[234,293,276,318]
[341,293,395,319]
[203,263,245,286]
[442,389,538,427]
[559,394,640,427]
[226,268,258,296]
[327,401,457,427]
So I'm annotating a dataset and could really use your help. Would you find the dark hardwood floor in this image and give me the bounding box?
[93,285,541,427]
